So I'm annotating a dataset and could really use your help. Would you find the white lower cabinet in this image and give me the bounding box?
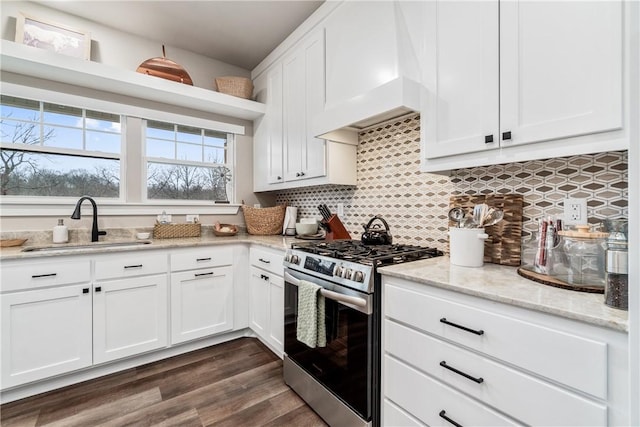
[0,284,92,388]
[382,276,629,426]
[249,246,285,356]
[170,266,234,344]
[93,274,168,364]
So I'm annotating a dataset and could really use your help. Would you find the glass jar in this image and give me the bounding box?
[557,225,608,287]
[603,219,628,310]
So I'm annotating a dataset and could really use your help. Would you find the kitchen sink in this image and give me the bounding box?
[21,241,152,252]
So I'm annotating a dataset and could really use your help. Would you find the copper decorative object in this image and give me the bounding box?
[136,45,193,85]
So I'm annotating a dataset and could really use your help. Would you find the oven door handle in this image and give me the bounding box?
[284,272,367,308]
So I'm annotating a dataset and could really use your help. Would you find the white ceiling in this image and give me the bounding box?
[36,1,324,70]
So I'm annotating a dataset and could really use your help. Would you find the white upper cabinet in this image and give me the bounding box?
[421,0,628,171]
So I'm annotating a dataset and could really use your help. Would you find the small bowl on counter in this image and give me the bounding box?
[213,223,238,236]
[136,232,151,240]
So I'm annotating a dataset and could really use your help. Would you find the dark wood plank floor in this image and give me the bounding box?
[1,338,328,427]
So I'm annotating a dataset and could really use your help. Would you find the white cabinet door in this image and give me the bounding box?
[170,266,234,345]
[283,28,327,182]
[249,266,269,338]
[1,284,92,388]
[268,274,284,352]
[93,275,168,364]
[422,0,499,159]
[500,1,623,148]
[266,62,285,185]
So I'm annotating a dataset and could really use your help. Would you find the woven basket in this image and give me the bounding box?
[215,76,253,99]
[241,205,286,235]
[153,223,201,239]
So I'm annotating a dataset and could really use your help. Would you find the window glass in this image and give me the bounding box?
[0,96,40,121]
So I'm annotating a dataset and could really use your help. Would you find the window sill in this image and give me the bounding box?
[0,201,240,217]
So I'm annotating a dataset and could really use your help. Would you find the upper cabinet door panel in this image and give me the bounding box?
[325,1,399,108]
[500,0,623,146]
[423,0,500,159]
[303,29,327,180]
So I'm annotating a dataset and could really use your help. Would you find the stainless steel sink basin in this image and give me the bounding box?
[21,241,152,252]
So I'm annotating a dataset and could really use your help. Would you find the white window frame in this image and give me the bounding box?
[0,83,244,216]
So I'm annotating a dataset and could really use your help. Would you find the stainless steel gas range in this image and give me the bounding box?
[283,240,443,427]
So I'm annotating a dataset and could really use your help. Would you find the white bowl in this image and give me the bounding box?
[295,222,318,235]
[136,232,151,240]
[299,217,318,224]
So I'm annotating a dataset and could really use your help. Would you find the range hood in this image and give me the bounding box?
[312,76,421,145]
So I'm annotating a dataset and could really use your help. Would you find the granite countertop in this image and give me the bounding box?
[0,233,296,260]
[378,256,628,332]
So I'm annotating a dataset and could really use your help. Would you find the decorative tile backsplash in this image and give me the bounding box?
[276,114,628,251]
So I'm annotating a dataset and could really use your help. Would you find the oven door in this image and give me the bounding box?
[284,268,374,421]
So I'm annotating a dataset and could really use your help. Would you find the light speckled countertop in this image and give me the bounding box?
[379,256,628,332]
[0,233,295,260]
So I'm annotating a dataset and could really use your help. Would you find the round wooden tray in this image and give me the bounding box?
[517,267,604,294]
[0,238,28,247]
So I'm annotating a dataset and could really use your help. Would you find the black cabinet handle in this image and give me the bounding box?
[277,176,282,180]
[484,134,494,143]
[296,172,301,177]
[502,131,512,140]
[260,274,269,281]
[32,273,57,278]
[124,264,143,269]
[95,286,102,292]
[300,171,305,177]
[196,257,212,262]
[440,361,484,384]
[195,272,214,277]
[439,410,463,427]
[82,288,89,294]
[258,258,270,264]
[440,318,484,336]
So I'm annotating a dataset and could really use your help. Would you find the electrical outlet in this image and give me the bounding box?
[564,198,588,225]
[337,203,344,217]
[186,214,199,223]
[253,203,261,208]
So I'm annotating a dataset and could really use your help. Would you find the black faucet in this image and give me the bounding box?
[71,196,107,242]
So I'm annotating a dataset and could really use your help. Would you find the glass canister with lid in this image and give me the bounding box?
[557,225,609,288]
[603,219,628,310]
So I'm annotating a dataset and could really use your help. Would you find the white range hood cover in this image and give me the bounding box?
[312,76,422,145]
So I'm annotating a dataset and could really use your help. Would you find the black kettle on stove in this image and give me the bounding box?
[361,215,393,245]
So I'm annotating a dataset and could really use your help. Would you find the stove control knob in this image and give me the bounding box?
[335,265,344,277]
[344,268,353,280]
[284,254,291,263]
[290,255,300,265]
[353,271,365,282]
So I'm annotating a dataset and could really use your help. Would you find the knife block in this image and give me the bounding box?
[322,215,352,240]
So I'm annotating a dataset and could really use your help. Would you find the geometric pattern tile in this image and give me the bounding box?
[276,114,628,253]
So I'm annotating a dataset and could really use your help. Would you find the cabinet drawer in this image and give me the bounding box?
[384,399,425,427]
[1,259,91,292]
[95,252,167,280]
[385,355,520,427]
[385,320,607,426]
[171,247,233,272]
[250,246,284,276]
[385,283,607,399]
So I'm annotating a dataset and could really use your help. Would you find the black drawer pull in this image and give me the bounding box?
[484,134,493,143]
[82,288,89,294]
[502,131,512,140]
[32,273,57,278]
[440,318,484,336]
[260,274,269,281]
[440,361,484,384]
[95,286,102,292]
[195,272,214,277]
[258,258,270,264]
[124,264,143,269]
[196,257,211,261]
[439,410,463,427]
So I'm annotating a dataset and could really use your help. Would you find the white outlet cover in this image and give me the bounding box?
[564,198,588,225]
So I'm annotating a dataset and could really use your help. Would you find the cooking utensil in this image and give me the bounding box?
[448,207,465,228]
[318,204,331,220]
[473,203,488,227]
[482,209,504,227]
[136,45,193,85]
[361,215,393,245]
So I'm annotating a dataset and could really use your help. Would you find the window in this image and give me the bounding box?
[145,120,233,202]
[0,95,121,197]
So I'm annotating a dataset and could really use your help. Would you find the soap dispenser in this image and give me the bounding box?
[53,219,69,243]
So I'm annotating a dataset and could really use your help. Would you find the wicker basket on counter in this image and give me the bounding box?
[241,204,286,235]
[153,223,201,239]
[215,76,253,99]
